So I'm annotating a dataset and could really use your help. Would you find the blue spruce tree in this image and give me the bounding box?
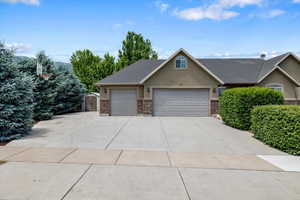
[18,52,57,121]
[53,68,85,115]
[0,43,34,141]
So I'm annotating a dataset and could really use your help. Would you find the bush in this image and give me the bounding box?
[0,43,34,142]
[251,105,300,155]
[219,87,284,130]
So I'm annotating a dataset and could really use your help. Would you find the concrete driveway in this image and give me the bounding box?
[2,112,300,200]
[9,112,284,155]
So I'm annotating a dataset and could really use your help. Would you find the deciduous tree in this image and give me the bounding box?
[116,31,158,71]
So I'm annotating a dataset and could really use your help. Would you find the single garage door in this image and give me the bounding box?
[111,89,137,116]
[153,89,209,117]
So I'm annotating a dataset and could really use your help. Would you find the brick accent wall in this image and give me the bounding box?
[137,100,143,114]
[100,100,110,115]
[143,100,153,115]
[284,100,300,105]
[211,100,219,115]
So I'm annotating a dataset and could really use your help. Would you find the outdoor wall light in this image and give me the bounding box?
[147,87,150,93]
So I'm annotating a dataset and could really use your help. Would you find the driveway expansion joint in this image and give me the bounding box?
[2,147,32,160]
[114,150,124,165]
[177,168,192,200]
[104,118,131,150]
[60,164,93,200]
[58,148,79,163]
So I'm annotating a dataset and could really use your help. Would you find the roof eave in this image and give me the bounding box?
[95,82,141,87]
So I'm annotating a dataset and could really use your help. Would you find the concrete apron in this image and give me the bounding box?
[1,146,299,172]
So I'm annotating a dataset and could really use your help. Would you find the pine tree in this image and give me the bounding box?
[17,52,58,121]
[18,53,85,118]
[53,68,85,115]
[0,43,34,141]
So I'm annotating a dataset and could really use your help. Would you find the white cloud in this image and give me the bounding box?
[250,9,285,18]
[293,0,300,3]
[155,1,169,13]
[218,0,262,8]
[174,5,239,20]
[0,0,39,5]
[174,0,262,21]
[4,42,32,53]
[266,9,285,18]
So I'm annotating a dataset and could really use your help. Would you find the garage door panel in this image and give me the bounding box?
[153,89,209,117]
[111,89,137,116]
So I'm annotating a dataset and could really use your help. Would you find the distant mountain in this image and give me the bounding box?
[54,61,72,72]
[13,56,72,72]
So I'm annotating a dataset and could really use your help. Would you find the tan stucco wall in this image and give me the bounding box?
[143,53,220,99]
[279,55,300,83]
[258,69,297,99]
[99,85,143,100]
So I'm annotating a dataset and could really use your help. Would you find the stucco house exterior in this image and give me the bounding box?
[96,49,300,117]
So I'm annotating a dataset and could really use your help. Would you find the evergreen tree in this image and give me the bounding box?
[18,52,57,121]
[116,31,158,71]
[53,68,85,115]
[0,43,34,141]
[18,53,85,118]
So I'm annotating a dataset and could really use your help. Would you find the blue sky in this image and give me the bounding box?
[1,0,300,62]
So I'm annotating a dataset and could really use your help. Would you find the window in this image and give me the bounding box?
[217,87,227,96]
[175,56,187,69]
[266,84,284,93]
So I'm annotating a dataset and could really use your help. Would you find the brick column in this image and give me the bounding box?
[137,100,144,114]
[100,100,110,115]
[211,100,219,115]
[143,100,153,115]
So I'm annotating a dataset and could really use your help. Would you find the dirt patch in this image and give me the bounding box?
[0,142,8,146]
[0,160,7,165]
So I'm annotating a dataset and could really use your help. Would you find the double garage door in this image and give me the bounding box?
[153,89,209,117]
[110,88,209,117]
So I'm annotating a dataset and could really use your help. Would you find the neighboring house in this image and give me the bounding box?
[96,49,300,117]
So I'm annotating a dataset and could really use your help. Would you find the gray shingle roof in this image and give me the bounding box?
[198,58,264,84]
[97,53,290,85]
[257,53,289,81]
[98,59,164,84]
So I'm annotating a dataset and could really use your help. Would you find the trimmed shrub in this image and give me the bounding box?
[219,87,284,130]
[251,105,300,155]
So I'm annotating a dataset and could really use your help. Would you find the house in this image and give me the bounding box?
[96,49,300,117]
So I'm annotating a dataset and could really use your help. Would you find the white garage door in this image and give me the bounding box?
[153,89,209,117]
[111,89,137,116]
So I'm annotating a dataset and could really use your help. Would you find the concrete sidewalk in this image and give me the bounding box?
[0,146,284,171]
[1,146,300,200]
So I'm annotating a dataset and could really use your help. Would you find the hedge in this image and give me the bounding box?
[251,105,300,155]
[219,87,284,130]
